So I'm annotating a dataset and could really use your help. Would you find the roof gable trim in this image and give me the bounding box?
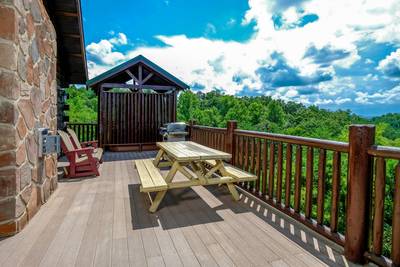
[86,55,189,90]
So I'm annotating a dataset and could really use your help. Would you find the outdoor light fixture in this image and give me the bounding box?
[37,128,61,157]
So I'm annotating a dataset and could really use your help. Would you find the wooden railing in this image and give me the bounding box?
[191,125,227,152]
[189,121,400,267]
[66,123,98,142]
[365,145,400,266]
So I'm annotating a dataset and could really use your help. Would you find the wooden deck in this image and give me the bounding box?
[0,152,351,267]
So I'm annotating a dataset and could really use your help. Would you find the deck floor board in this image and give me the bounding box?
[0,151,348,267]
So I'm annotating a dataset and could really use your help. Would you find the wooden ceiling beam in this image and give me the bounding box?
[55,11,78,17]
[70,53,84,58]
[64,33,81,38]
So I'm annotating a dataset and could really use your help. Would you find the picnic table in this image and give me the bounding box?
[134,141,256,212]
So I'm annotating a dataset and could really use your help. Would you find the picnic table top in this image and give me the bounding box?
[156,141,232,161]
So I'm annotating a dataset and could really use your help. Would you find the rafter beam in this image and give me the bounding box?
[125,70,139,84]
[100,83,176,91]
[138,65,143,84]
[141,72,153,84]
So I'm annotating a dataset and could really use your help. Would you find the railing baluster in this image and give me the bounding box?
[276,143,283,204]
[83,124,86,142]
[373,157,385,256]
[317,149,327,225]
[262,139,268,196]
[330,151,341,233]
[239,136,244,169]
[392,163,400,265]
[77,124,81,142]
[234,135,238,165]
[244,137,249,172]
[294,145,302,213]
[285,144,292,208]
[245,137,250,188]
[256,138,261,193]
[250,138,255,173]
[268,142,275,198]
[305,147,314,219]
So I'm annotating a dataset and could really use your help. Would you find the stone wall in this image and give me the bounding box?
[0,0,58,236]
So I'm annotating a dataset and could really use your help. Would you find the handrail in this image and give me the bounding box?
[368,145,400,160]
[191,125,227,132]
[235,129,349,152]
[66,122,97,125]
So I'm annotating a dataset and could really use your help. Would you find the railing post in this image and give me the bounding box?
[188,119,196,141]
[226,120,237,163]
[345,124,375,263]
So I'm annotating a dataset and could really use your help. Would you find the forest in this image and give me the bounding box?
[66,86,400,146]
[66,86,399,256]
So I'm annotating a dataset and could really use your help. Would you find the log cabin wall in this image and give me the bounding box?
[99,90,177,151]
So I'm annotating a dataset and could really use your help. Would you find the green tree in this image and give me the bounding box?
[177,90,200,122]
[66,85,97,123]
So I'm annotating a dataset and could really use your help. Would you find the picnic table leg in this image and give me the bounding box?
[149,161,179,212]
[216,160,240,201]
[226,184,240,201]
[153,149,164,166]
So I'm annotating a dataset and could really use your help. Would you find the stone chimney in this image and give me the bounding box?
[0,0,58,236]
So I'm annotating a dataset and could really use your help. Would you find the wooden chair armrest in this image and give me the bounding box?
[81,141,98,148]
[65,147,94,157]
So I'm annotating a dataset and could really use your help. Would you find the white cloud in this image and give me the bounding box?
[86,39,126,65]
[355,86,400,104]
[110,33,128,46]
[335,97,351,105]
[86,32,129,77]
[378,48,400,77]
[86,0,400,107]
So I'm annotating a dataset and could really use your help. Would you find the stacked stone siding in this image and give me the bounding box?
[0,0,58,236]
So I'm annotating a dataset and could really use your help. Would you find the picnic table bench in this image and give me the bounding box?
[134,141,256,212]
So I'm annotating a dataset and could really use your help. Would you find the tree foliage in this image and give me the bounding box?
[66,86,97,123]
[177,89,400,257]
[177,90,400,145]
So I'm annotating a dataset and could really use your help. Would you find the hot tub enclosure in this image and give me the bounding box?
[87,55,189,151]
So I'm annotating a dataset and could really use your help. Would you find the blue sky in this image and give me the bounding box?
[81,0,400,117]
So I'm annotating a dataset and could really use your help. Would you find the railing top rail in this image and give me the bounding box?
[191,125,227,132]
[66,122,98,125]
[234,129,349,152]
[368,145,400,160]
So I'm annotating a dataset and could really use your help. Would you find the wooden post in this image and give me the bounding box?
[98,86,103,147]
[226,120,237,163]
[345,125,375,263]
[188,119,196,141]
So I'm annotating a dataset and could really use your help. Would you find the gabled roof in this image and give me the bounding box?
[86,55,189,90]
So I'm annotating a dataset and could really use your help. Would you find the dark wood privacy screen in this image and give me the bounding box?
[99,90,177,150]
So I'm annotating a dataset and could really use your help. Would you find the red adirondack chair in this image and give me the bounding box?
[66,128,103,162]
[58,130,101,178]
